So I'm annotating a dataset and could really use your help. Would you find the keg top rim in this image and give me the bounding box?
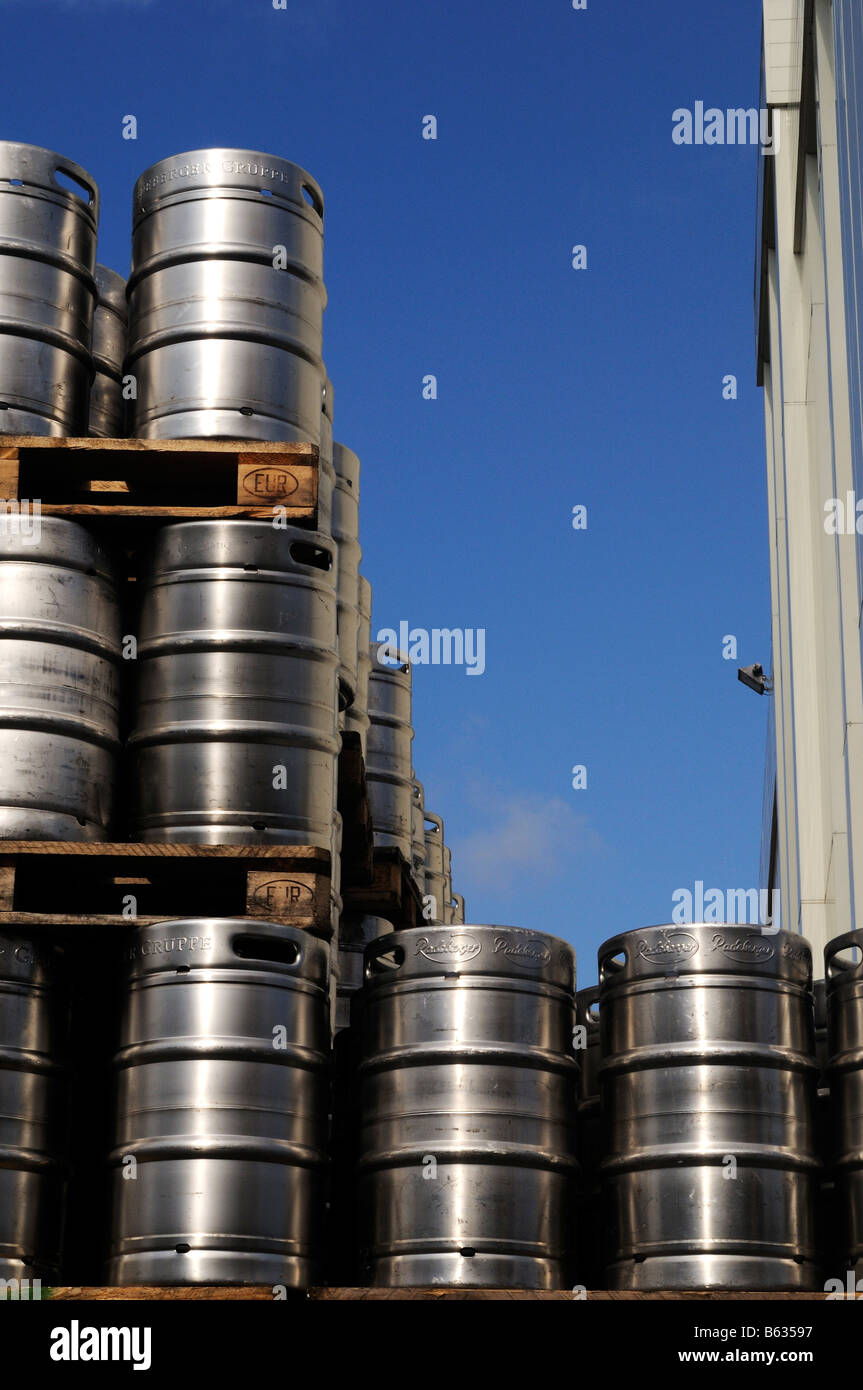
[0,142,99,222]
[363,923,576,989]
[133,149,324,222]
[0,515,116,579]
[598,922,812,985]
[124,917,329,984]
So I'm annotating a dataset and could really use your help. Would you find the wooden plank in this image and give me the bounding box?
[0,841,330,862]
[2,436,317,457]
[308,1288,832,1301]
[0,444,20,500]
[245,870,332,931]
[46,1286,276,1301]
[237,454,317,509]
[40,504,314,519]
[0,861,16,911]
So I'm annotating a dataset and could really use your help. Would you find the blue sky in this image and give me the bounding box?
[0,0,771,985]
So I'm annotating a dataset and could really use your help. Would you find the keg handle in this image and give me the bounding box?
[231,930,303,971]
[825,931,863,980]
[598,946,627,985]
[365,939,405,979]
[53,164,97,209]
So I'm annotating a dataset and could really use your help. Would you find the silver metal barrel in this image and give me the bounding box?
[127,149,325,440]
[107,918,330,1286]
[575,985,602,1288]
[0,142,99,436]
[343,577,371,756]
[128,520,339,846]
[826,930,863,1275]
[318,374,335,536]
[357,923,578,1287]
[334,913,393,1034]
[423,812,448,925]
[0,517,121,840]
[0,932,68,1280]
[410,777,426,890]
[332,443,361,711]
[89,265,127,438]
[599,923,819,1291]
[366,644,414,860]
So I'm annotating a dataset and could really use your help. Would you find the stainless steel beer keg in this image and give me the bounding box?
[127,149,325,440]
[826,930,863,1275]
[343,577,371,755]
[128,521,339,845]
[318,374,335,536]
[0,142,98,436]
[0,931,68,1280]
[357,923,578,1287]
[334,913,393,1034]
[410,778,426,890]
[89,265,127,438]
[366,644,414,860]
[107,918,330,1286]
[0,517,121,839]
[422,812,448,925]
[575,984,602,1288]
[332,443,361,711]
[599,923,820,1290]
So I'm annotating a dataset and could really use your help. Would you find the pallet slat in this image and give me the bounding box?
[0,435,319,521]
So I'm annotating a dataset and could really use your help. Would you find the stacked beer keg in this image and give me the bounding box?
[0,142,471,1287]
[596,922,820,1290]
[354,923,579,1288]
[825,931,863,1279]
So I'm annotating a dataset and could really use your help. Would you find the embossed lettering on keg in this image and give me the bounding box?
[0,142,98,436]
[128,150,325,440]
[0,931,68,1280]
[128,520,339,846]
[357,923,578,1288]
[106,919,330,1286]
[423,812,448,925]
[826,930,863,1276]
[89,265,127,438]
[343,577,371,755]
[599,923,820,1291]
[331,443,361,711]
[0,518,121,840]
[366,644,414,860]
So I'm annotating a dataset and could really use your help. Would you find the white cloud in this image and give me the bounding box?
[455,791,605,893]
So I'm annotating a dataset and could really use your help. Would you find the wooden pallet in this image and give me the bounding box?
[0,436,318,523]
[34,1286,834,1301]
[0,841,333,936]
[341,844,423,930]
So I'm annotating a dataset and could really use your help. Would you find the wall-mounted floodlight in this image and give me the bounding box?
[738,662,773,695]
